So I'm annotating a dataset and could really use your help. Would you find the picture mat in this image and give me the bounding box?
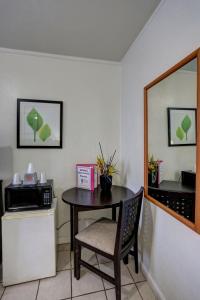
[20,102,61,146]
[169,109,196,145]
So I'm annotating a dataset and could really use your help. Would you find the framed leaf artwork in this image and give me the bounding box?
[17,99,63,148]
[167,107,196,146]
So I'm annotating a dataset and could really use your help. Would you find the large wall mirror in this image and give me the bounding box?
[144,48,200,233]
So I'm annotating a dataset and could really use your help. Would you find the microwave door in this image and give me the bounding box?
[6,189,41,211]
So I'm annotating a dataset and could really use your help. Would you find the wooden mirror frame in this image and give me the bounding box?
[144,48,200,233]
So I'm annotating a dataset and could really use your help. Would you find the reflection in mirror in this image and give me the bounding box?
[147,58,197,223]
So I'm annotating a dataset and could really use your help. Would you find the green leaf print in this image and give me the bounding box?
[181,115,192,140]
[39,124,51,142]
[176,127,185,141]
[27,108,43,142]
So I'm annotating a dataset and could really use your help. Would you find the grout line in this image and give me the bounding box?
[96,253,108,300]
[104,283,144,300]
[57,269,72,274]
[69,257,144,299]
[71,289,106,299]
[60,245,145,299]
[56,247,70,253]
[57,266,72,272]
[95,253,99,266]
[98,259,112,265]
[104,289,108,300]
[125,259,147,284]
[71,251,106,299]
[105,281,139,291]
[70,248,148,298]
[35,280,40,300]
[57,243,71,252]
[126,262,136,284]
[135,282,144,300]
[0,287,5,300]
[57,267,72,272]
[97,257,145,298]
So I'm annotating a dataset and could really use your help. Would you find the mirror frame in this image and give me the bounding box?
[144,48,200,233]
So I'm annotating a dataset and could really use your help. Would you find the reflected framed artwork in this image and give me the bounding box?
[167,107,196,146]
[144,48,200,233]
[17,99,63,148]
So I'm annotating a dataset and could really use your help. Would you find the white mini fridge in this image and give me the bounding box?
[2,199,57,286]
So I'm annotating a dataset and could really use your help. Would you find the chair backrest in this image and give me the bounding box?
[114,187,144,256]
[148,187,195,222]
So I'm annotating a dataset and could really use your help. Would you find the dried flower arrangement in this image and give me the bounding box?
[96,142,118,177]
[148,155,163,187]
[148,155,162,174]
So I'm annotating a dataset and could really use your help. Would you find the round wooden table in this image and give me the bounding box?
[62,185,134,250]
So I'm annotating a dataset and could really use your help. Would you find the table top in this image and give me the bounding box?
[149,180,195,193]
[62,185,134,208]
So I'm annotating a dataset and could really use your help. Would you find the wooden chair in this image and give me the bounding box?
[74,187,144,300]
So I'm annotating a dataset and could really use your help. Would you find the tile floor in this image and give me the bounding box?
[0,244,156,300]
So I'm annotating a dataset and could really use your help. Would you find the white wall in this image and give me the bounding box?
[121,0,200,299]
[148,70,196,181]
[0,49,121,243]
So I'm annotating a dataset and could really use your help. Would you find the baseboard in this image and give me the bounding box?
[141,262,166,300]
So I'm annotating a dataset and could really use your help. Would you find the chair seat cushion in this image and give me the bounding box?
[75,217,117,255]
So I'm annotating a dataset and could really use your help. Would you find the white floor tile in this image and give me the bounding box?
[37,271,71,300]
[71,248,98,268]
[72,267,104,297]
[126,257,145,283]
[57,243,70,252]
[99,262,133,289]
[73,291,107,300]
[2,281,38,300]
[136,281,156,300]
[57,250,71,271]
[0,283,5,298]
[106,284,142,300]
[97,254,111,264]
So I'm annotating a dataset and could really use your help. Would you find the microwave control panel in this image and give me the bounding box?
[42,189,52,205]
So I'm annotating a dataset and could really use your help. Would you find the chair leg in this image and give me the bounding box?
[74,241,81,280]
[134,239,139,273]
[123,254,129,265]
[114,259,121,300]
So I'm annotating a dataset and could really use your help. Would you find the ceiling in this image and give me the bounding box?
[0,0,160,61]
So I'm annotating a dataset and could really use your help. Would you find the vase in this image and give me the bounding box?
[148,171,159,188]
[100,175,112,191]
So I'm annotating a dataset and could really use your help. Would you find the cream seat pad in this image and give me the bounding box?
[75,217,117,255]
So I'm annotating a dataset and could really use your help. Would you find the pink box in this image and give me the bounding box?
[76,164,97,191]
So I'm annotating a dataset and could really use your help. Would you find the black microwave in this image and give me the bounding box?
[5,180,53,212]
